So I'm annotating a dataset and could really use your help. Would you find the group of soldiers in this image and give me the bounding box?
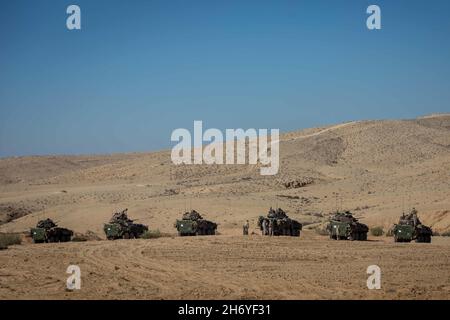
[242,218,275,236]
[259,219,275,236]
[400,207,420,226]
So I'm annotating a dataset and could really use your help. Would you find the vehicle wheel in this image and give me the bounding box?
[123,233,130,239]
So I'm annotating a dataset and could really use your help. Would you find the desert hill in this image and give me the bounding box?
[1,114,449,235]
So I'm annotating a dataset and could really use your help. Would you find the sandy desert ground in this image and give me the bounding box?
[1,114,450,299]
[1,232,450,300]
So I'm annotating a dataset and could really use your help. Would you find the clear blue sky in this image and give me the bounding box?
[1,0,449,157]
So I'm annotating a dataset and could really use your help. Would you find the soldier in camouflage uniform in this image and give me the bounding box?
[243,220,249,235]
[262,219,268,235]
[268,219,274,236]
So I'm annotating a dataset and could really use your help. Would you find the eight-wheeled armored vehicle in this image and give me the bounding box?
[104,209,148,240]
[30,218,73,243]
[392,208,432,243]
[258,207,302,237]
[174,210,217,236]
[327,211,368,241]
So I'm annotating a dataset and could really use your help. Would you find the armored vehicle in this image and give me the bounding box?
[327,211,368,241]
[392,208,432,243]
[174,210,217,236]
[30,218,73,243]
[104,209,148,240]
[258,207,302,237]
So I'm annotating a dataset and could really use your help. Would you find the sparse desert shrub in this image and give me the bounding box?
[71,236,88,242]
[141,230,162,239]
[441,231,450,237]
[370,226,384,237]
[0,233,22,250]
[313,226,329,236]
[72,230,101,242]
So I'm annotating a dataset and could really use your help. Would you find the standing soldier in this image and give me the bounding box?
[411,208,419,226]
[262,219,268,236]
[243,220,249,235]
[268,219,274,236]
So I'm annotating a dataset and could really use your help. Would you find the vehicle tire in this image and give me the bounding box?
[123,233,130,239]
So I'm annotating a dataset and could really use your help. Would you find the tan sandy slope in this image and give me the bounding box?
[1,114,449,235]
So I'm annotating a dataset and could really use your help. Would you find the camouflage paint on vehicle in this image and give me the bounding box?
[174,210,217,236]
[258,207,302,237]
[327,211,368,241]
[392,208,432,243]
[104,209,149,240]
[30,218,73,243]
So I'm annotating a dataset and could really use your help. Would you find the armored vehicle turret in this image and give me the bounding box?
[30,218,73,243]
[104,209,148,240]
[257,207,302,237]
[326,211,368,241]
[174,210,217,236]
[392,208,432,243]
